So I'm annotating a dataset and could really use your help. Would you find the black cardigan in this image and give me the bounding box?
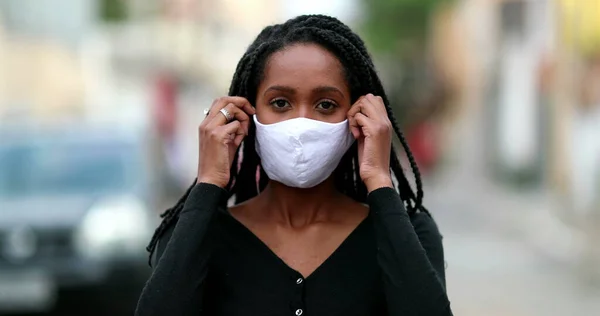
[135,183,452,315]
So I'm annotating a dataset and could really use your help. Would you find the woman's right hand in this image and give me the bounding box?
[197,97,255,188]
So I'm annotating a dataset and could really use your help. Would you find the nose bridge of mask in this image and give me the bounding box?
[290,129,306,179]
[289,119,314,180]
[296,119,351,178]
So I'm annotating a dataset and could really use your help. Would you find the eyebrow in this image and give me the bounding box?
[313,86,344,98]
[264,85,345,98]
[264,85,296,95]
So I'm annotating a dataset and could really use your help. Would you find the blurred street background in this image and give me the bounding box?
[0,0,599,315]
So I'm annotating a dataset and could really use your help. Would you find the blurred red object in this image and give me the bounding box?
[406,121,439,174]
[154,74,178,138]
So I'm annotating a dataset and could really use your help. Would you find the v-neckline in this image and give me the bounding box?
[221,209,371,280]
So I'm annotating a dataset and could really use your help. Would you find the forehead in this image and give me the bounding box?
[260,43,347,89]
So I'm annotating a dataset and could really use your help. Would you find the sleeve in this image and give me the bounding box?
[368,187,452,316]
[135,183,227,316]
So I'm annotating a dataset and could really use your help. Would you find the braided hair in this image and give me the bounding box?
[146,15,429,265]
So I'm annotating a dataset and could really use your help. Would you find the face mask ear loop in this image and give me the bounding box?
[255,165,261,193]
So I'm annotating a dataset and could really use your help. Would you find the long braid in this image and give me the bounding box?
[392,122,425,212]
[145,179,196,264]
[334,142,356,197]
[354,152,368,200]
[146,15,429,265]
[232,41,276,204]
[367,69,425,212]
[235,124,259,203]
[226,146,241,199]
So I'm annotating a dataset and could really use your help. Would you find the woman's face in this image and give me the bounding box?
[255,43,351,124]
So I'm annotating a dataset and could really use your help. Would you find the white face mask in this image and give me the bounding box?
[254,115,355,188]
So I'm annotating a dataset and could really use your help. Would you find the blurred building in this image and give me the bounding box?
[428,0,600,279]
[428,0,591,196]
[108,0,283,90]
[110,0,286,189]
[430,0,556,184]
[0,0,287,196]
[0,0,92,122]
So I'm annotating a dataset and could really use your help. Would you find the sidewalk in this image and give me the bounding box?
[425,168,587,267]
[424,170,600,315]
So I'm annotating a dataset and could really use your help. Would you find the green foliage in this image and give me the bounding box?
[99,0,128,23]
[359,0,456,127]
[361,0,453,55]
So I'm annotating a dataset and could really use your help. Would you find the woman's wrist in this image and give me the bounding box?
[197,175,229,189]
[364,175,394,193]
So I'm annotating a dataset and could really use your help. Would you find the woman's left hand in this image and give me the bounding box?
[348,94,394,192]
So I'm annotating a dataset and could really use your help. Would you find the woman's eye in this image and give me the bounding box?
[317,101,337,111]
[270,99,290,109]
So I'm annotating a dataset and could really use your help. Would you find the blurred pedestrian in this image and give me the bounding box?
[136,15,451,316]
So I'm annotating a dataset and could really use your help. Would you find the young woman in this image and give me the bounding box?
[136,15,452,316]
